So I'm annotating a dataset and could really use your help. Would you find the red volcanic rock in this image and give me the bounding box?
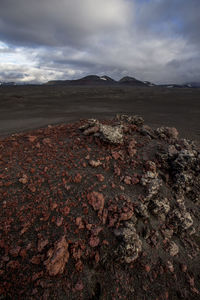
[91,226,103,236]
[38,239,48,252]
[86,224,93,231]
[50,202,58,210]
[56,216,64,227]
[114,164,121,176]
[111,151,120,160]
[144,265,151,273]
[62,206,70,216]
[83,125,99,136]
[75,280,84,291]
[44,236,69,276]
[76,217,85,229]
[19,248,27,259]
[42,138,52,145]
[89,160,102,167]
[128,138,137,157]
[19,174,28,184]
[75,260,83,272]
[95,251,100,263]
[87,191,105,215]
[9,246,21,257]
[28,184,36,193]
[31,255,42,265]
[131,176,139,185]
[120,210,134,221]
[20,222,30,236]
[102,209,108,225]
[96,174,105,182]
[124,176,132,185]
[181,264,187,273]
[27,135,37,142]
[7,260,20,269]
[89,236,100,248]
[32,271,44,282]
[73,173,82,183]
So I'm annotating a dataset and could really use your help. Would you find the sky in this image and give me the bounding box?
[0,0,200,84]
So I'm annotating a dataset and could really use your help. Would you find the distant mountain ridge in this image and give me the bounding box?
[45,75,154,86]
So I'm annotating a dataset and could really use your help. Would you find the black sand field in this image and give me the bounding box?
[0,86,199,142]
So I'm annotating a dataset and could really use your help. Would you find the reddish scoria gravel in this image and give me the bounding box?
[0,116,200,300]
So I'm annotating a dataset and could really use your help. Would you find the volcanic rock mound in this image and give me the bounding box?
[0,115,199,299]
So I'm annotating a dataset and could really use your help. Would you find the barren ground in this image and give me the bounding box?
[0,86,199,142]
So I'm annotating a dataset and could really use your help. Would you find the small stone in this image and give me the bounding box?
[87,191,105,215]
[89,236,100,248]
[120,210,134,221]
[168,241,179,257]
[167,261,174,273]
[38,239,48,252]
[75,281,84,291]
[73,173,82,183]
[44,236,69,276]
[43,138,52,145]
[19,174,28,184]
[63,206,70,216]
[76,217,85,229]
[96,174,105,182]
[28,135,37,142]
[145,265,151,273]
[181,264,187,272]
[95,251,100,263]
[83,126,99,135]
[7,260,20,269]
[28,184,36,193]
[124,176,132,185]
[89,160,102,167]
[75,260,83,272]
[31,255,42,265]
[56,216,64,227]
[9,246,21,257]
[112,152,121,160]
[128,139,137,157]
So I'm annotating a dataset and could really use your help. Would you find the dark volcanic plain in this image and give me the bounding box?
[0,85,199,142]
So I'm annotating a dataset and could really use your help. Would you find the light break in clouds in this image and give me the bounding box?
[0,0,200,84]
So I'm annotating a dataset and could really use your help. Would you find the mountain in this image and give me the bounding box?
[119,76,148,86]
[0,81,16,86]
[45,75,152,86]
[45,75,116,86]
[184,82,200,88]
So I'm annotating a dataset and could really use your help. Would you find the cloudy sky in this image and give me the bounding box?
[0,0,199,84]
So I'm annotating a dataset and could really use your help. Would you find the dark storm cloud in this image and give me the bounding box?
[0,0,200,83]
[136,0,200,44]
[0,0,130,47]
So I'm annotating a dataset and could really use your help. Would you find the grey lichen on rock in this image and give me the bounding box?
[98,123,124,144]
[168,241,179,257]
[114,220,142,264]
[116,114,144,126]
[141,170,162,202]
[150,197,170,221]
[155,126,179,140]
[80,119,124,144]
